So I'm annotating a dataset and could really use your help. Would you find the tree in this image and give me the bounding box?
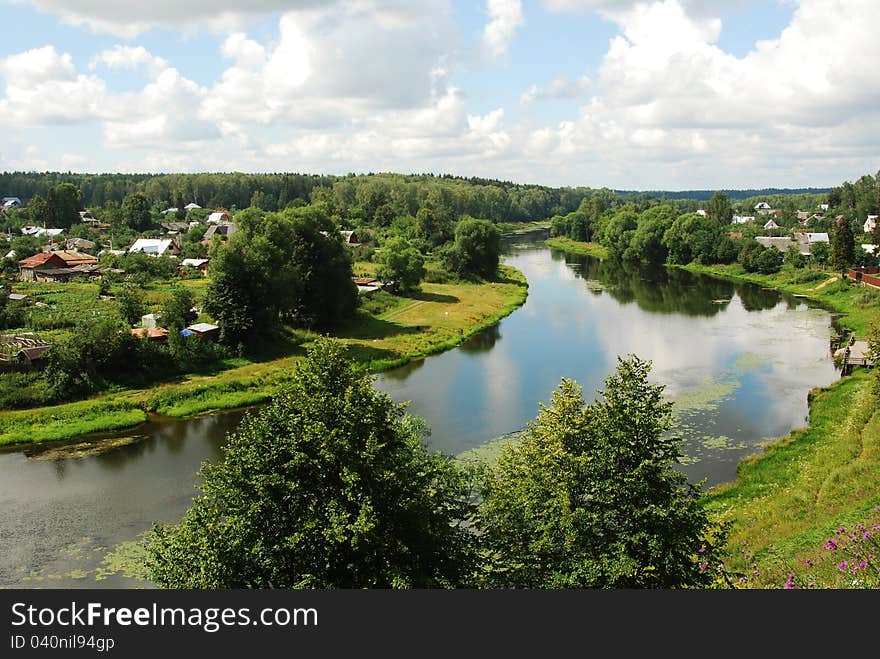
[446,217,501,279]
[831,217,855,273]
[376,237,425,293]
[145,337,477,588]
[47,183,82,228]
[26,194,49,226]
[810,240,830,267]
[121,192,153,231]
[784,244,806,269]
[116,286,146,326]
[477,356,722,588]
[706,191,733,226]
[161,286,196,330]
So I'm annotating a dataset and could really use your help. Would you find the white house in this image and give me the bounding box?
[755,202,773,215]
[21,226,63,237]
[695,209,708,217]
[763,219,780,230]
[207,211,232,224]
[2,197,22,210]
[184,202,201,210]
[864,215,878,234]
[732,215,755,224]
[128,238,179,257]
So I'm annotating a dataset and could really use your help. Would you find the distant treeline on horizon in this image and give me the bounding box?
[0,170,836,227]
[617,188,832,200]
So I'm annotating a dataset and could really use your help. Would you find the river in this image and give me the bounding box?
[0,232,840,588]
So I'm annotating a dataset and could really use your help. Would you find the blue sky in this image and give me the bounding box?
[0,0,877,190]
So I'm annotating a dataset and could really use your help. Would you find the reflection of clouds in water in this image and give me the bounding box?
[480,338,523,435]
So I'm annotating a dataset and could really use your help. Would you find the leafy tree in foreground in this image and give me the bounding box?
[145,337,478,588]
[477,356,723,588]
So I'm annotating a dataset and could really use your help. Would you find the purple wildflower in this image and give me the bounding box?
[838,561,848,571]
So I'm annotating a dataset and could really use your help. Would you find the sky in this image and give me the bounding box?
[0,0,877,191]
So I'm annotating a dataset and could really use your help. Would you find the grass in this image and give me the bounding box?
[496,220,551,235]
[0,398,147,446]
[705,369,880,587]
[544,237,609,260]
[0,265,528,446]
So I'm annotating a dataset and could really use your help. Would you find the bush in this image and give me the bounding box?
[793,269,827,284]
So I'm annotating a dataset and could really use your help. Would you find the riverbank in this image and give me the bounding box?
[0,265,528,447]
[705,369,880,588]
[543,237,609,259]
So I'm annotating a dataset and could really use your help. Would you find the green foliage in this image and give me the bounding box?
[47,183,82,229]
[477,356,722,588]
[145,337,478,588]
[44,312,149,400]
[831,218,855,272]
[115,286,145,326]
[706,191,733,225]
[811,240,831,266]
[204,208,356,346]
[121,192,153,231]
[784,244,807,269]
[792,269,827,284]
[376,237,425,292]
[663,213,728,265]
[740,242,783,274]
[444,216,501,279]
[161,286,196,330]
[26,193,49,225]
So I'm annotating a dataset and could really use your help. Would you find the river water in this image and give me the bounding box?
[0,232,840,588]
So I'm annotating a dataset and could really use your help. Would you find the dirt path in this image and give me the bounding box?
[812,275,839,290]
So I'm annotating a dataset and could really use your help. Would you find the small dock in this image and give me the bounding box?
[834,338,874,375]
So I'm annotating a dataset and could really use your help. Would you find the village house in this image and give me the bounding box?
[206,210,232,224]
[131,326,169,341]
[755,236,794,252]
[795,232,830,256]
[2,197,22,211]
[754,202,773,215]
[182,322,219,339]
[0,333,52,368]
[732,215,755,224]
[863,215,878,234]
[202,223,236,243]
[18,250,99,281]
[128,238,180,257]
[180,258,209,275]
[763,218,780,230]
[21,226,63,238]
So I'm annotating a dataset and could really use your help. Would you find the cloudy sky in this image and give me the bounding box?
[0,0,877,190]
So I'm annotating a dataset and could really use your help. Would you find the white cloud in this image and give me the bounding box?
[483,0,525,58]
[521,74,591,103]
[89,45,168,75]
[0,46,108,124]
[21,0,333,37]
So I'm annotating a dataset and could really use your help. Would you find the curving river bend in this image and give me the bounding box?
[0,232,840,588]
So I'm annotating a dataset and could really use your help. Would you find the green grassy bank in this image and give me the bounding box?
[706,370,880,588]
[543,237,609,260]
[0,265,528,447]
